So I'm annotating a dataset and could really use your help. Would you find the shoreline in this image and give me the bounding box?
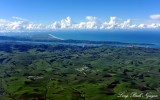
[0,35,158,49]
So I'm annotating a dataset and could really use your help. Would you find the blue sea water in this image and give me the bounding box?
[50,30,160,46]
[2,30,160,48]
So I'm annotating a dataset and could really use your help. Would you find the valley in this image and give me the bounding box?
[0,42,159,100]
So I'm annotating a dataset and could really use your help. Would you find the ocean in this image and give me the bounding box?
[50,30,160,46]
[2,30,160,48]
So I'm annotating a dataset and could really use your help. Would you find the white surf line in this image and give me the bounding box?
[48,34,64,40]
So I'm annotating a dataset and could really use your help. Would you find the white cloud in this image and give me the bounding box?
[86,16,97,22]
[100,17,134,29]
[60,16,101,29]
[150,14,160,20]
[60,16,72,28]
[100,21,108,29]
[109,17,117,25]
[0,16,160,32]
[147,23,160,28]
[26,23,46,30]
[50,17,72,29]
[107,17,118,29]
[50,22,61,29]
[12,16,27,21]
[0,17,46,32]
[85,16,99,29]
[138,24,146,28]
[0,19,9,23]
[74,16,100,29]
[120,19,131,28]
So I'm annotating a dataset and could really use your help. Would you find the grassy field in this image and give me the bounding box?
[0,42,160,100]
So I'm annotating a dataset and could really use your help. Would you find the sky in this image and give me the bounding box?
[0,0,160,32]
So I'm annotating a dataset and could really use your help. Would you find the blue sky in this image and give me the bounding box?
[0,0,160,23]
[0,0,160,32]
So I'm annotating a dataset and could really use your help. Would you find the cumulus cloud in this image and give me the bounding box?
[86,16,97,22]
[100,21,108,29]
[0,17,47,32]
[74,16,100,29]
[109,17,117,25]
[120,19,131,28]
[107,17,118,29]
[0,16,160,32]
[147,23,160,28]
[138,24,147,28]
[150,14,160,20]
[50,17,72,29]
[0,19,9,23]
[85,16,100,29]
[60,16,72,28]
[50,22,61,29]
[100,17,134,29]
